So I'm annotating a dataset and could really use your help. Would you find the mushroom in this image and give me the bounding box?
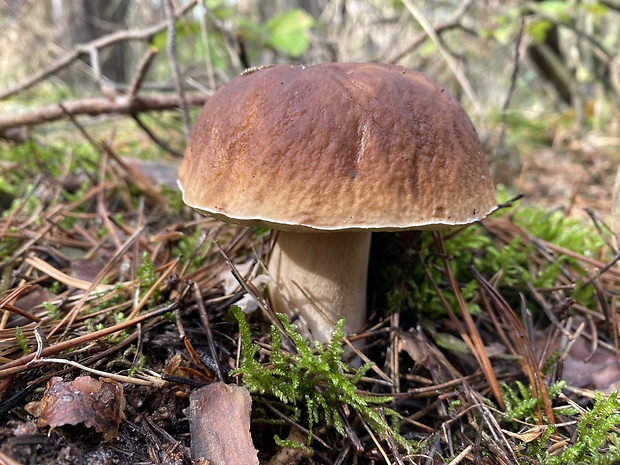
[178,62,496,343]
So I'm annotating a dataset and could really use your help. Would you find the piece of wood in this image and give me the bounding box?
[188,382,258,465]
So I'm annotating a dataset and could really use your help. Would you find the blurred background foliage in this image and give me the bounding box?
[0,0,619,191]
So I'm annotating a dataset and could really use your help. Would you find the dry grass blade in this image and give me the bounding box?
[193,282,223,381]
[378,407,405,465]
[214,240,296,353]
[401,0,483,122]
[24,257,113,292]
[263,403,332,450]
[1,3,619,459]
[125,256,180,322]
[467,387,519,463]
[0,297,185,378]
[48,225,146,337]
[431,232,505,410]
[0,285,41,326]
[182,334,215,382]
[0,449,23,465]
[470,266,554,423]
[445,445,473,465]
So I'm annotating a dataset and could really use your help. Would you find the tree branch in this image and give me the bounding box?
[0,1,196,100]
[0,93,209,134]
[126,47,159,100]
[164,0,191,139]
[388,0,474,64]
[401,0,483,123]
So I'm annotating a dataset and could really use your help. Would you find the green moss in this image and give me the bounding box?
[502,380,566,424]
[232,306,414,453]
[384,201,606,322]
[540,392,620,465]
[15,327,30,355]
[137,252,159,308]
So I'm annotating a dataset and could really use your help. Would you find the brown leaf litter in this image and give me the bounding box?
[25,376,125,442]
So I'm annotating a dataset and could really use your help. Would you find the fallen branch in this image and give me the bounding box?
[0,93,209,134]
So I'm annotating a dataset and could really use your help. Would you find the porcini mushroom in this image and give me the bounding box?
[178,62,496,343]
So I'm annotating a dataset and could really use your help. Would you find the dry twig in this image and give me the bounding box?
[0,93,208,135]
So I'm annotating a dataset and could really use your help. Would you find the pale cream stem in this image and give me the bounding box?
[268,230,371,343]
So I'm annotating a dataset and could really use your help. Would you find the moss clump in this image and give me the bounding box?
[232,305,413,453]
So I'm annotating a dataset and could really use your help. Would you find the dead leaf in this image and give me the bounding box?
[537,331,620,394]
[502,425,549,443]
[13,284,55,311]
[187,382,258,465]
[25,376,125,442]
[397,328,462,382]
[563,336,620,393]
[70,258,105,283]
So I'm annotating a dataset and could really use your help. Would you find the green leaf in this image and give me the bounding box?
[204,0,236,19]
[537,0,572,22]
[527,18,554,43]
[493,22,521,45]
[582,2,608,16]
[266,9,314,57]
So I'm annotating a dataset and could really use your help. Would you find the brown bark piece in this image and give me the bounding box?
[187,382,258,465]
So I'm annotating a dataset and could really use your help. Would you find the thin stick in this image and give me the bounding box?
[0,93,208,134]
[0,449,23,465]
[131,114,183,158]
[446,445,472,465]
[263,403,331,449]
[359,416,391,464]
[215,240,296,354]
[196,0,217,90]
[0,285,41,326]
[125,257,180,321]
[126,47,159,100]
[193,282,224,381]
[164,0,191,140]
[494,18,525,160]
[0,296,186,378]
[48,225,146,337]
[389,0,473,64]
[36,357,164,386]
[401,0,484,122]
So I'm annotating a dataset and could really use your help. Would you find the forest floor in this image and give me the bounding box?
[1,126,620,464]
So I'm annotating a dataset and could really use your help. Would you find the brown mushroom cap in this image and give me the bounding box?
[178,62,496,232]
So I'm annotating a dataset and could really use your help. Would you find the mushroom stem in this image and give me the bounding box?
[267,230,371,343]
